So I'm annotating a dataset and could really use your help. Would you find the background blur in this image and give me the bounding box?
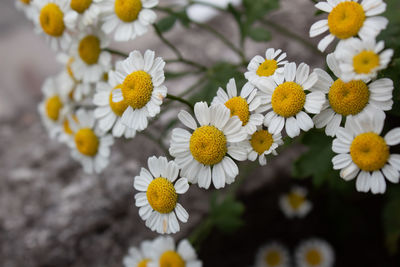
[1,0,400,266]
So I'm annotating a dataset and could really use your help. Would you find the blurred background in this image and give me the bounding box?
[1,0,400,266]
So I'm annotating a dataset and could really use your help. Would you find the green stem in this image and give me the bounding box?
[188,218,214,249]
[260,18,325,57]
[104,48,129,58]
[166,93,194,110]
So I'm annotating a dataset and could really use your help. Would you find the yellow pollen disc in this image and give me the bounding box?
[103,72,109,82]
[63,119,73,135]
[257,59,278,77]
[137,259,150,267]
[224,96,250,125]
[114,0,142,22]
[109,85,129,117]
[146,177,178,214]
[305,249,322,266]
[70,0,92,13]
[20,0,30,5]
[121,71,153,109]
[350,132,389,172]
[79,35,101,65]
[287,192,305,210]
[353,50,380,74]
[190,126,227,166]
[328,2,365,39]
[66,57,76,81]
[251,130,273,155]
[45,95,63,121]
[264,250,282,266]
[74,128,99,157]
[328,79,370,116]
[39,3,65,37]
[271,81,305,118]
[159,251,185,267]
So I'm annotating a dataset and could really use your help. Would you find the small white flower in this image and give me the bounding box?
[309,0,388,52]
[169,102,248,189]
[335,38,393,82]
[254,242,291,267]
[15,0,36,20]
[32,0,78,51]
[245,48,288,88]
[100,0,158,41]
[70,27,112,83]
[211,78,264,135]
[123,240,154,267]
[254,62,325,138]
[295,238,334,267]
[313,53,394,137]
[134,156,190,234]
[332,112,400,194]
[110,50,167,131]
[279,186,312,218]
[68,0,103,28]
[68,109,114,174]
[148,236,202,267]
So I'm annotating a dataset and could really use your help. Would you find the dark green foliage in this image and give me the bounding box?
[210,193,245,233]
[156,15,177,32]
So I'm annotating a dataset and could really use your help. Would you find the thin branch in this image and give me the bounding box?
[166,93,194,110]
[103,48,129,58]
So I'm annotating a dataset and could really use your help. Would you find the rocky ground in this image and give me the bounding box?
[0,0,325,266]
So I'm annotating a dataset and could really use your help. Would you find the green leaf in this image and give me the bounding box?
[175,10,190,27]
[210,194,245,233]
[156,16,177,32]
[248,27,271,42]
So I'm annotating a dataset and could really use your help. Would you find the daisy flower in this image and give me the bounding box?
[254,62,325,138]
[68,109,114,174]
[279,186,312,218]
[69,0,103,28]
[58,111,79,144]
[313,53,394,137]
[242,126,283,166]
[15,0,36,20]
[245,48,288,89]
[38,75,70,138]
[100,0,158,41]
[134,156,189,234]
[335,38,393,82]
[123,240,154,267]
[295,238,334,267]
[93,79,136,138]
[254,242,290,267]
[211,78,264,135]
[148,236,202,267]
[32,0,78,51]
[110,50,167,131]
[332,112,400,194]
[309,0,388,52]
[70,28,112,83]
[169,102,248,189]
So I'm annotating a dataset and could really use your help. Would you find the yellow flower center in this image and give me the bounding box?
[66,57,76,81]
[121,71,153,109]
[190,126,227,166]
[159,251,185,267]
[250,130,273,155]
[271,81,305,118]
[74,128,99,157]
[137,259,150,267]
[264,250,282,266]
[224,96,250,125]
[328,79,370,116]
[20,0,30,5]
[256,59,278,77]
[63,119,73,135]
[70,0,92,13]
[103,72,109,82]
[79,35,101,65]
[350,132,389,172]
[305,249,322,266]
[109,85,129,117]
[353,50,380,74]
[287,192,305,210]
[328,2,365,39]
[114,0,142,22]
[39,3,65,37]
[45,95,63,121]
[146,177,178,214]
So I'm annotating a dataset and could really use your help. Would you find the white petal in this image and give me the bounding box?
[178,110,197,130]
[384,128,400,146]
[174,178,189,194]
[212,164,226,189]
